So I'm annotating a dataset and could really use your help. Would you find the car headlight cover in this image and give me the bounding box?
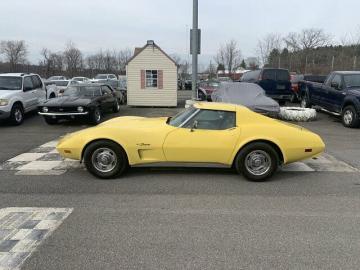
[0,99,9,106]
[77,106,84,113]
[42,107,49,113]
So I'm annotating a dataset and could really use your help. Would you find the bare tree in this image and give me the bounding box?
[116,49,132,74]
[40,48,65,77]
[285,28,331,51]
[63,41,83,77]
[0,40,28,72]
[215,40,242,76]
[257,33,283,66]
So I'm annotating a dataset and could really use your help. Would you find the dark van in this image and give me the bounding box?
[241,68,292,104]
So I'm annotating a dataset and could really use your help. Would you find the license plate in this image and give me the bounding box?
[277,85,286,90]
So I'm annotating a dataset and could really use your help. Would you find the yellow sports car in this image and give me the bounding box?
[57,102,325,181]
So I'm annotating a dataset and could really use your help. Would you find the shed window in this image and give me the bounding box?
[146,70,158,88]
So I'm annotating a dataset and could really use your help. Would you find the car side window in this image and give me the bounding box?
[184,109,236,130]
[331,75,343,90]
[23,77,34,91]
[32,75,43,89]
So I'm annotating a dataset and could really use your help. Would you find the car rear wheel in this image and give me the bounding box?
[44,117,58,125]
[10,104,24,125]
[89,107,102,125]
[235,142,279,182]
[342,105,360,128]
[113,100,120,113]
[83,140,128,179]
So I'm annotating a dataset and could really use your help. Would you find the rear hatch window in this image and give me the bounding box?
[276,70,290,81]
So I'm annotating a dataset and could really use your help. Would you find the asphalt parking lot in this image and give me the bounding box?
[0,93,360,269]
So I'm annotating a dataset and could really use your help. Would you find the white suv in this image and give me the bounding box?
[0,73,57,125]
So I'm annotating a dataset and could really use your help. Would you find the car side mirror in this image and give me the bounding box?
[190,120,198,132]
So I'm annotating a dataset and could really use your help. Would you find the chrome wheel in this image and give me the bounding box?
[245,150,271,176]
[14,108,23,123]
[343,110,353,126]
[94,110,101,122]
[91,148,117,173]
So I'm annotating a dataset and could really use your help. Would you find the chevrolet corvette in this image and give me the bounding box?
[57,102,325,181]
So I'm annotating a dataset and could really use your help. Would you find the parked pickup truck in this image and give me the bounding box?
[0,73,57,125]
[300,71,360,128]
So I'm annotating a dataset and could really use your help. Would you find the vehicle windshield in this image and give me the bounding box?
[344,74,360,88]
[73,77,83,81]
[53,81,69,87]
[0,77,22,90]
[95,75,107,80]
[168,106,198,127]
[63,86,101,97]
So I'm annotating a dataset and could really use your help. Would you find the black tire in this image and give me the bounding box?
[44,117,58,125]
[89,107,102,125]
[83,140,128,179]
[49,93,56,99]
[198,90,206,101]
[9,104,24,125]
[113,100,120,113]
[342,105,360,128]
[234,142,279,182]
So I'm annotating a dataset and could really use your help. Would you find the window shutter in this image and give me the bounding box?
[141,70,145,89]
[158,70,163,89]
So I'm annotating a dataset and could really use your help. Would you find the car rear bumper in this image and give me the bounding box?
[268,94,292,101]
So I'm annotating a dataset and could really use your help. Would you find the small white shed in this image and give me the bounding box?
[126,40,178,107]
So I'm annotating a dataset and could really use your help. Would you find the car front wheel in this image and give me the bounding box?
[89,107,102,125]
[235,142,279,182]
[83,140,128,179]
[10,104,24,125]
[342,105,360,128]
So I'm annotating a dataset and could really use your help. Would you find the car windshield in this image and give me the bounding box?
[73,77,83,81]
[63,86,101,97]
[95,75,107,79]
[344,74,360,88]
[0,77,22,90]
[168,106,198,127]
[53,81,69,87]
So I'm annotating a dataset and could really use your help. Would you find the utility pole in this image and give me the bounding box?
[191,0,199,100]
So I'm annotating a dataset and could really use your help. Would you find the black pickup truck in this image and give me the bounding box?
[300,71,360,128]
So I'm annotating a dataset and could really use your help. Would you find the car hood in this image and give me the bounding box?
[42,96,92,106]
[99,116,169,129]
[0,90,22,99]
[348,88,360,96]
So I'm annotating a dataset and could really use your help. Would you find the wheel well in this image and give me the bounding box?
[81,139,128,162]
[233,140,284,166]
[49,92,56,98]
[12,101,24,110]
[342,102,355,111]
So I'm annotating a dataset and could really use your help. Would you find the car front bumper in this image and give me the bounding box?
[0,109,11,120]
[38,112,89,116]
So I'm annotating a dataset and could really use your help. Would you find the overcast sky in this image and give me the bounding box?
[1,0,360,67]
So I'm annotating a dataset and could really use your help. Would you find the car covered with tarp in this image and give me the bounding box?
[211,82,280,116]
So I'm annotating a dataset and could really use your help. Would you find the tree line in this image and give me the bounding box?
[0,40,132,78]
[257,27,360,74]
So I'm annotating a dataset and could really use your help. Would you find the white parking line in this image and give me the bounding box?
[0,140,358,176]
[0,207,73,270]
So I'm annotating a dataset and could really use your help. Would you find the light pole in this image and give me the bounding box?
[191,0,199,100]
